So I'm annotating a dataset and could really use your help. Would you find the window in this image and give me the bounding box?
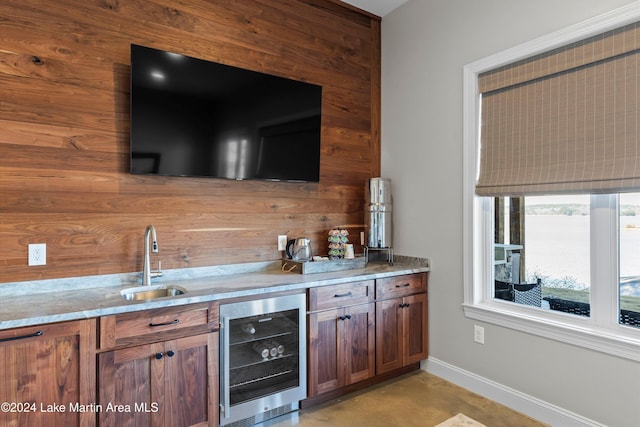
[620,193,640,327]
[493,195,592,313]
[463,6,640,361]
[492,194,640,330]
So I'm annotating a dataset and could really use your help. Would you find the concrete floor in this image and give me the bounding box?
[264,371,547,427]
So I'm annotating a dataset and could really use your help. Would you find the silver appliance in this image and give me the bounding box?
[285,238,312,261]
[220,293,307,427]
[365,177,393,264]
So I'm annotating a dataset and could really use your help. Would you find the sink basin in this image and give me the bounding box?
[121,284,187,301]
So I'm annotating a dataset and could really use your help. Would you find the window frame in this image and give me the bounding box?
[462,4,640,362]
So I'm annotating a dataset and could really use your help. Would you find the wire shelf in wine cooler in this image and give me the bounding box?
[230,314,297,346]
[229,350,295,371]
[230,369,293,389]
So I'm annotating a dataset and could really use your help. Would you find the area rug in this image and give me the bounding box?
[435,413,487,427]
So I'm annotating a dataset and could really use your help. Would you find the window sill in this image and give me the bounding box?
[463,302,640,362]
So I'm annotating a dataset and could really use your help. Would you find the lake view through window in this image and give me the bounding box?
[619,193,640,327]
[493,193,640,328]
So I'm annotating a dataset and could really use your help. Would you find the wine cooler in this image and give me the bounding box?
[219,293,307,427]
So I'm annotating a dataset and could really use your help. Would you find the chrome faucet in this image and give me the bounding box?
[142,225,162,285]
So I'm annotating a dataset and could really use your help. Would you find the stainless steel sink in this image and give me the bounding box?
[120,284,187,301]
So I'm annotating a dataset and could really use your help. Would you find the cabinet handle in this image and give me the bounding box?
[345,314,352,320]
[155,352,163,359]
[395,283,411,288]
[334,292,353,298]
[149,319,179,327]
[399,303,410,308]
[167,350,175,357]
[338,314,353,321]
[0,330,43,343]
[338,315,345,321]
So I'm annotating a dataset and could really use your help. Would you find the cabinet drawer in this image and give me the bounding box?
[375,273,427,300]
[308,280,374,311]
[99,302,218,350]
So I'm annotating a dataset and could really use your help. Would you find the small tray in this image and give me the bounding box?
[281,256,366,274]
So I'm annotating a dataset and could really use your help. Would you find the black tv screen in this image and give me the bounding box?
[130,44,322,182]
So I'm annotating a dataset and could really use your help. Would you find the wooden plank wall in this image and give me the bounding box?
[0,0,381,283]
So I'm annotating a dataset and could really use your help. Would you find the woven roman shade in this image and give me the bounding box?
[476,21,640,196]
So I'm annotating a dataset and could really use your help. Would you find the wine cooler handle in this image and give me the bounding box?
[220,316,231,419]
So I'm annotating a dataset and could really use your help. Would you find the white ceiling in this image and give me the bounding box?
[342,0,409,17]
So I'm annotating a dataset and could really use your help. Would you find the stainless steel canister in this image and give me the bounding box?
[365,177,392,248]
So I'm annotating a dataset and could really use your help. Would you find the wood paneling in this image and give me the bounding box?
[0,0,381,283]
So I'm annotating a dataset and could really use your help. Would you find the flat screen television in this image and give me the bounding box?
[130,44,322,182]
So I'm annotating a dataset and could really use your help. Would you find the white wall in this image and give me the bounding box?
[381,1,639,426]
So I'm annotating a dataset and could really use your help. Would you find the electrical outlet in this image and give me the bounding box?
[28,243,47,266]
[474,325,485,344]
[277,235,288,251]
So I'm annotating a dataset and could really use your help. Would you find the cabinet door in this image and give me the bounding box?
[375,298,404,374]
[0,319,96,427]
[307,308,340,396]
[98,342,165,427]
[99,333,217,427]
[342,303,375,386]
[376,293,429,375]
[308,304,375,397]
[403,293,428,365]
[164,333,218,427]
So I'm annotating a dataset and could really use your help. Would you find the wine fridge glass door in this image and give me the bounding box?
[220,293,307,426]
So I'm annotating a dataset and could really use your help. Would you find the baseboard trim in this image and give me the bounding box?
[424,357,606,427]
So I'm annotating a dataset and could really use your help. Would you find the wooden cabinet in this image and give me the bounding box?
[375,273,428,375]
[98,302,216,349]
[305,273,428,406]
[307,280,375,397]
[98,333,217,427]
[0,319,96,427]
[97,303,219,427]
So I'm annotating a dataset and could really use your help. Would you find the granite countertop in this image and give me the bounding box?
[0,256,429,330]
